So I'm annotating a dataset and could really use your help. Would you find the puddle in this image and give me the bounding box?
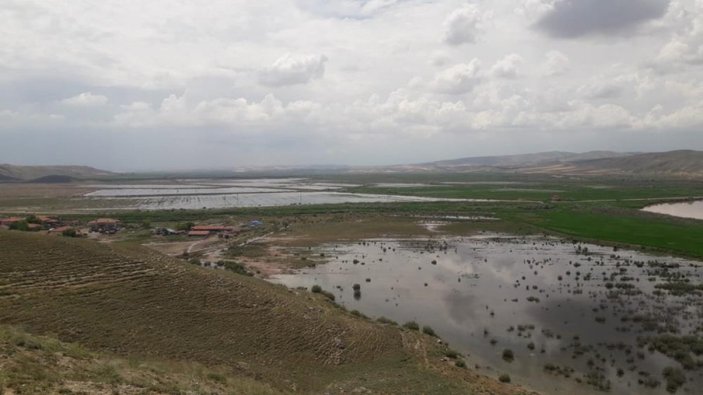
[643,200,703,221]
[271,235,703,395]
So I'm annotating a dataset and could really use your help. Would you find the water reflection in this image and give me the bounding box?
[270,236,703,395]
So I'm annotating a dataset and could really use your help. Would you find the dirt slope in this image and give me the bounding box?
[0,231,531,394]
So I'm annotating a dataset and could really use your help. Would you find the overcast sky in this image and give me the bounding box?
[1,0,702,170]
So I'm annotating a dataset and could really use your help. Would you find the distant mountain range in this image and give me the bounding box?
[395,150,703,178]
[411,151,633,170]
[2,150,703,181]
[0,164,112,182]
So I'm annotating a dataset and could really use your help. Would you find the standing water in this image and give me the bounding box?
[271,235,703,395]
[643,200,703,221]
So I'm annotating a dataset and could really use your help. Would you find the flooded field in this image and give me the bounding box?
[643,200,703,221]
[271,235,703,395]
[84,179,480,209]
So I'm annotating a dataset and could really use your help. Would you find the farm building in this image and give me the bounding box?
[88,218,121,234]
[0,217,24,227]
[36,215,61,228]
[188,230,211,237]
[191,225,235,233]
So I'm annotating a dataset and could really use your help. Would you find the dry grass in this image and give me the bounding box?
[0,230,531,395]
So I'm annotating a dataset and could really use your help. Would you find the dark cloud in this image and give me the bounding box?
[536,0,670,38]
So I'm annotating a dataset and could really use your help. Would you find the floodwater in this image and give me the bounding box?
[643,200,703,221]
[84,179,482,209]
[271,235,703,395]
[97,192,474,210]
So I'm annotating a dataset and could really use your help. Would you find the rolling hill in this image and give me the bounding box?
[0,231,526,395]
[522,150,703,178]
[0,164,112,181]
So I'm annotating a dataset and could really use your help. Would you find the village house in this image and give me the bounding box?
[88,218,122,234]
[188,225,240,238]
[0,217,24,228]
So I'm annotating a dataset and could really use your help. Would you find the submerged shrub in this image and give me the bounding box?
[502,349,514,362]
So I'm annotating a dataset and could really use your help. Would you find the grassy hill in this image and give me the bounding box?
[0,164,112,181]
[0,231,527,394]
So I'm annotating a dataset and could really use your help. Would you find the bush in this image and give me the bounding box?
[220,261,252,276]
[377,316,397,326]
[455,360,466,368]
[445,350,459,359]
[663,367,685,393]
[498,374,511,383]
[320,290,336,301]
[311,285,322,293]
[422,326,437,337]
[403,321,420,331]
[9,221,30,231]
[502,349,514,362]
[61,229,78,238]
[176,222,195,231]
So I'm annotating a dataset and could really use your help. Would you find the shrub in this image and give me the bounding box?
[311,285,322,293]
[403,321,420,331]
[422,326,437,337]
[502,349,514,362]
[320,290,336,301]
[377,316,397,326]
[663,367,685,393]
[62,229,78,238]
[499,374,511,383]
[455,360,466,368]
[220,261,252,276]
[445,350,459,359]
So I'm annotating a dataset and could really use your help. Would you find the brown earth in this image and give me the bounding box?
[0,230,535,394]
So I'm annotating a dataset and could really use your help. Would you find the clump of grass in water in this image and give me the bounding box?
[502,349,514,362]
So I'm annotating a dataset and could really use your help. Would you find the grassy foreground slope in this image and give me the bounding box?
[0,325,281,394]
[0,231,528,395]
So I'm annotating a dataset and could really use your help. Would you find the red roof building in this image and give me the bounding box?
[191,225,234,232]
[0,217,24,226]
[188,230,211,237]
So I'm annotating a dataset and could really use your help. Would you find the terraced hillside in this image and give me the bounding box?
[0,231,527,394]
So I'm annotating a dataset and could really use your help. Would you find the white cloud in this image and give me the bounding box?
[60,92,108,107]
[2,0,703,167]
[258,53,328,87]
[433,60,482,94]
[490,54,524,79]
[442,5,489,46]
[541,50,570,76]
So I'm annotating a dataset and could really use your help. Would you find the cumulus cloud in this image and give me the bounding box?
[259,54,328,87]
[60,92,108,107]
[541,50,570,76]
[433,60,482,94]
[536,0,671,38]
[442,5,489,45]
[490,54,524,79]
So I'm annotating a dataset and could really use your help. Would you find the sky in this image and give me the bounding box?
[1,0,702,170]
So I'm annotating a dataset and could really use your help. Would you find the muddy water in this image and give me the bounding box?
[643,200,703,221]
[271,235,703,395]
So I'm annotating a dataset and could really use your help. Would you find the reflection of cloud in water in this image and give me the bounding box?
[443,289,478,325]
